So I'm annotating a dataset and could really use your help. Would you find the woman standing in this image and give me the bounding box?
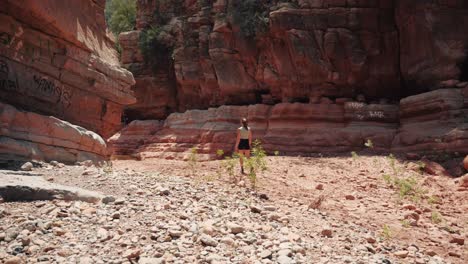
[235,118,252,174]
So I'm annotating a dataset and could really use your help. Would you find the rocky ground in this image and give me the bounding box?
[0,154,466,264]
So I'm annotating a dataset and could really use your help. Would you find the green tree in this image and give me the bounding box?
[105,0,136,37]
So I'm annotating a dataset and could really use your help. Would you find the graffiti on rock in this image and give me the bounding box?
[33,75,72,108]
[0,59,19,91]
[0,59,72,109]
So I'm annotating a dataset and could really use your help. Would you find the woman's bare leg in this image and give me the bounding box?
[238,151,245,174]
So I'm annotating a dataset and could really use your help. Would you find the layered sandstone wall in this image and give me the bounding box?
[120,0,468,121]
[110,85,468,160]
[0,0,136,139]
[0,0,136,163]
[0,102,107,163]
[110,0,468,159]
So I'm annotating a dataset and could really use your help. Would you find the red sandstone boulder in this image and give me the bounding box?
[0,102,107,163]
[392,89,468,154]
[463,156,468,171]
[459,174,468,188]
[421,159,451,177]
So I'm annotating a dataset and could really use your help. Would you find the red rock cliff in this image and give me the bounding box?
[0,0,136,138]
[0,0,136,163]
[111,0,468,159]
[121,0,468,121]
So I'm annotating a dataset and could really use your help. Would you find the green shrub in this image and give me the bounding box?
[216,149,225,158]
[380,224,392,240]
[188,147,198,176]
[244,140,268,189]
[382,174,425,202]
[222,153,238,180]
[105,0,136,36]
[431,211,443,224]
[231,0,269,38]
[138,26,173,71]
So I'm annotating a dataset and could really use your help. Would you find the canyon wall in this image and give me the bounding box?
[0,0,136,163]
[109,84,468,160]
[111,0,468,159]
[120,0,468,120]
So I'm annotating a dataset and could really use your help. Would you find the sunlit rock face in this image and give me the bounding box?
[112,0,468,158]
[0,0,136,139]
[121,0,468,116]
[0,0,136,162]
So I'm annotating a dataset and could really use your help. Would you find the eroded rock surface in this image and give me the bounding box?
[111,101,400,160]
[0,0,135,139]
[1,102,107,163]
[120,0,468,121]
[110,86,468,159]
[0,170,103,203]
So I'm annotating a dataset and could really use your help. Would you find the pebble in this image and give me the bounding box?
[20,162,33,171]
[366,236,376,244]
[5,256,22,264]
[394,250,409,258]
[259,249,272,259]
[227,222,245,234]
[114,198,126,205]
[449,235,464,245]
[124,248,141,259]
[102,196,116,204]
[159,188,170,196]
[140,257,164,264]
[321,228,333,238]
[200,235,218,247]
[250,204,262,213]
[277,255,294,264]
[169,230,183,238]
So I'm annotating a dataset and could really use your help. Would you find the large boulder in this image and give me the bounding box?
[0,102,107,163]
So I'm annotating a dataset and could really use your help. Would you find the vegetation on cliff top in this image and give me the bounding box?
[138,26,174,72]
[231,0,270,38]
[105,0,136,37]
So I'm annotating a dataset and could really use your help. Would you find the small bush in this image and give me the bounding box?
[401,219,411,228]
[188,147,198,176]
[222,154,238,180]
[431,211,443,224]
[216,149,225,157]
[383,174,425,201]
[244,140,268,189]
[380,224,392,240]
[427,195,440,205]
[382,174,392,185]
[102,161,113,175]
[138,26,173,71]
[351,151,359,161]
[231,0,269,38]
